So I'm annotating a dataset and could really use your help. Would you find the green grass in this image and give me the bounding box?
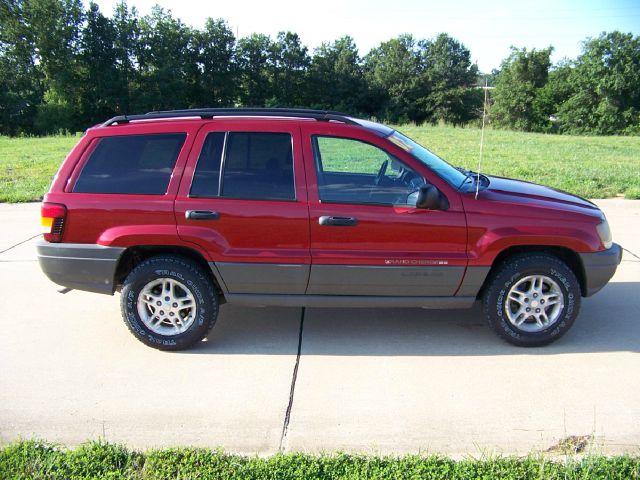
[1,127,639,202]
[0,135,79,203]
[1,440,639,480]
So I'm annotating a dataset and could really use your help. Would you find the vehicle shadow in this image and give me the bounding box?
[189,281,639,356]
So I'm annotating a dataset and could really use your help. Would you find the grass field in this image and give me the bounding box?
[1,440,639,480]
[0,135,81,203]
[1,127,639,202]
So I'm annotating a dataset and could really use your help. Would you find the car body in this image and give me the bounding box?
[37,108,621,350]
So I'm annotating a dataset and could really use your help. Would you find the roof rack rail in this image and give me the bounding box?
[101,108,359,127]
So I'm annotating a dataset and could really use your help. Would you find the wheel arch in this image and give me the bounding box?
[114,245,225,300]
[479,245,587,298]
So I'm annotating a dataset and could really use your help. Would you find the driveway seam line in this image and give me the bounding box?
[279,307,305,452]
[622,247,640,261]
[0,234,40,255]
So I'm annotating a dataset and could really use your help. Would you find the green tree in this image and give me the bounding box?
[555,32,640,135]
[24,0,85,133]
[491,46,553,131]
[236,33,273,106]
[268,31,310,107]
[195,18,237,107]
[133,6,195,111]
[364,34,423,123]
[308,36,367,113]
[111,1,140,114]
[533,60,574,133]
[421,33,480,125]
[77,2,126,125]
[0,0,43,134]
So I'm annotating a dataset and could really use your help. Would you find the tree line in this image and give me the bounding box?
[1,0,639,136]
[492,32,640,135]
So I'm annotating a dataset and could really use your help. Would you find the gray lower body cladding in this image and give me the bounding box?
[35,239,619,305]
[578,243,622,296]
[212,262,470,297]
[36,241,124,294]
[214,262,308,294]
[306,265,465,296]
[35,240,487,307]
[210,262,482,308]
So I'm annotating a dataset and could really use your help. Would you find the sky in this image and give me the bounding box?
[88,0,640,72]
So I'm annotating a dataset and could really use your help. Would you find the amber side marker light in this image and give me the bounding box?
[41,203,67,242]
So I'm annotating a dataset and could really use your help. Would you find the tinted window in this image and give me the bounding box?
[313,136,426,206]
[74,134,186,195]
[221,132,294,200]
[190,132,225,197]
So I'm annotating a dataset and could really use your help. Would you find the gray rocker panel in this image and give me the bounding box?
[224,294,476,309]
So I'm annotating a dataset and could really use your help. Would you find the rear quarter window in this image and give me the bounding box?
[73,133,186,195]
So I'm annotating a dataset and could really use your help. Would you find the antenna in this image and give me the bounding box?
[476,77,489,200]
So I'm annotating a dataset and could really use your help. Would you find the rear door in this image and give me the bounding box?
[175,120,310,294]
[301,123,467,297]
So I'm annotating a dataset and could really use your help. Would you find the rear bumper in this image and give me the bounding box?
[36,241,124,294]
[579,243,622,297]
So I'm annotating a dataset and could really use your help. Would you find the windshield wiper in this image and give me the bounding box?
[455,166,474,189]
[455,166,490,190]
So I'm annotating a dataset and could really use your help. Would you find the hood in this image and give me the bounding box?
[484,175,597,210]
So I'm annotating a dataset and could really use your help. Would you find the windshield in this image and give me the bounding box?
[387,130,468,188]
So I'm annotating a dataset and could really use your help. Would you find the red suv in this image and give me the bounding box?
[37,108,621,350]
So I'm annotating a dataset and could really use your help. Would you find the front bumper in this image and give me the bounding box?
[578,243,622,297]
[36,241,125,295]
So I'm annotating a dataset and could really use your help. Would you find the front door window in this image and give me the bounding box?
[313,136,426,206]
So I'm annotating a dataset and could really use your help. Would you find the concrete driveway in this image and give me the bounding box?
[0,200,638,456]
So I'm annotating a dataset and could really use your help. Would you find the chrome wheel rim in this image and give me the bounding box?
[505,275,564,333]
[137,278,196,336]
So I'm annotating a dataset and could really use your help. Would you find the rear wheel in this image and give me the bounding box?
[482,254,581,346]
[121,255,218,351]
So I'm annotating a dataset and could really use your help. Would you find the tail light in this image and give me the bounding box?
[41,203,67,242]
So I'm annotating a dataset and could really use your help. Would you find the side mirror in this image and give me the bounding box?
[416,185,449,210]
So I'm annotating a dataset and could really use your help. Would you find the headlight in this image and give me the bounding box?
[596,217,612,250]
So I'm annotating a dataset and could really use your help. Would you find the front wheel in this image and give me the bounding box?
[120,255,218,351]
[482,254,581,347]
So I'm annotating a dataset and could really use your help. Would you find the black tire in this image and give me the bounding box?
[120,255,218,351]
[482,253,581,347]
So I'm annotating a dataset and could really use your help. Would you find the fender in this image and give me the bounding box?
[467,225,600,266]
[97,225,211,260]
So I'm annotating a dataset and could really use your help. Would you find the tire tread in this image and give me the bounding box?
[120,255,218,351]
[482,253,581,347]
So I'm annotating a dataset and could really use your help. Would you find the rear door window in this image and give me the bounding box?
[73,133,186,195]
[189,131,295,201]
[221,132,294,200]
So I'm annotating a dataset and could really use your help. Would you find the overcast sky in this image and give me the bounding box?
[88,0,640,72]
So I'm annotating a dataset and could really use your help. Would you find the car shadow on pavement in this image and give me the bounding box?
[189,282,639,356]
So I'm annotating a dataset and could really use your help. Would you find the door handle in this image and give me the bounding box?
[319,216,358,227]
[185,210,220,220]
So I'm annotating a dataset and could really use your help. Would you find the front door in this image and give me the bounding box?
[301,124,467,297]
[175,122,310,294]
